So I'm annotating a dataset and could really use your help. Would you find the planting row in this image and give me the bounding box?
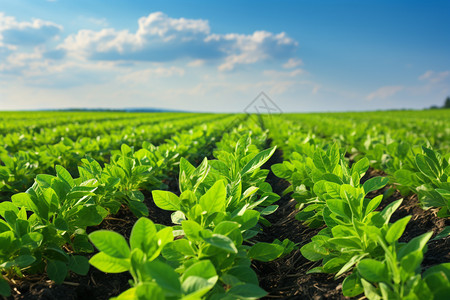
[0,114,230,198]
[264,114,450,218]
[1,117,296,299]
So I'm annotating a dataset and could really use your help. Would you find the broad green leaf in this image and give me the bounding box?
[14,255,35,268]
[326,199,351,220]
[248,242,284,262]
[398,231,432,260]
[69,255,89,275]
[89,230,130,259]
[203,234,238,253]
[135,283,165,300]
[342,272,364,297]
[361,278,381,300]
[144,260,181,294]
[181,276,217,299]
[300,241,328,261]
[260,205,278,216]
[182,220,203,241]
[385,216,411,244]
[227,283,267,299]
[223,266,259,285]
[89,252,130,273]
[152,191,180,211]
[47,260,68,284]
[0,277,10,297]
[199,180,226,213]
[400,251,423,274]
[416,154,440,179]
[372,199,403,226]
[56,165,75,188]
[241,147,276,175]
[181,260,217,282]
[351,158,370,179]
[54,218,68,231]
[130,217,156,253]
[357,259,388,282]
[363,177,389,194]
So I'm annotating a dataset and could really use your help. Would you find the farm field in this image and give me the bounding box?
[0,110,449,300]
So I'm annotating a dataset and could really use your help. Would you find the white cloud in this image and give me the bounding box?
[419,70,449,83]
[187,59,206,67]
[0,12,62,46]
[283,58,303,69]
[118,66,185,84]
[263,68,305,77]
[214,31,298,71]
[366,85,404,101]
[60,12,298,70]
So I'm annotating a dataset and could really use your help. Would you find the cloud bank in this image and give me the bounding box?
[60,12,298,70]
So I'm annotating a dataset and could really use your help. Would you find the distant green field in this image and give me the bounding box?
[0,110,449,299]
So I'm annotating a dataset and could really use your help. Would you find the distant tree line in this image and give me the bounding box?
[429,96,450,109]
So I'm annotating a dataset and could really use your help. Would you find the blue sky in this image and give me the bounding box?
[0,0,449,112]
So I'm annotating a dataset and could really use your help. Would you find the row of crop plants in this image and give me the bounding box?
[0,114,234,296]
[263,114,449,299]
[0,115,296,299]
[0,114,230,198]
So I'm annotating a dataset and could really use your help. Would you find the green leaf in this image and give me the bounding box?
[248,242,284,262]
[130,217,156,254]
[400,251,423,274]
[181,276,217,299]
[227,283,267,299]
[241,147,276,175]
[300,241,328,261]
[69,205,108,227]
[182,220,203,241]
[260,205,278,216]
[14,255,35,268]
[432,226,450,240]
[89,252,130,273]
[152,191,180,211]
[73,235,94,253]
[171,211,186,225]
[0,277,10,297]
[181,260,217,282]
[357,259,388,282]
[47,260,68,284]
[351,158,370,180]
[416,154,440,179]
[89,230,130,259]
[363,177,389,194]
[398,231,432,260]
[385,216,411,244]
[199,180,226,214]
[365,195,383,216]
[69,255,89,275]
[203,234,238,253]
[54,218,68,231]
[342,272,364,297]
[55,165,75,188]
[144,260,181,294]
[223,266,259,285]
[361,279,381,300]
[326,199,351,220]
[372,199,403,226]
[135,283,165,300]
